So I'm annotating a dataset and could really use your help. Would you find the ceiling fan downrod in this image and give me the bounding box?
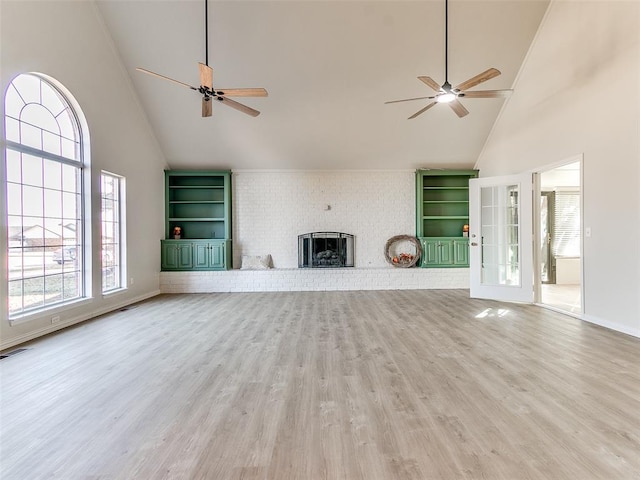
[438,0,454,101]
[444,0,449,86]
[204,0,209,67]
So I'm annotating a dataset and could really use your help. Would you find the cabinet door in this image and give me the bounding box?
[209,243,225,268]
[453,239,469,266]
[439,240,454,266]
[176,243,193,269]
[422,240,440,266]
[161,242,180,270]
[193,243,210,268]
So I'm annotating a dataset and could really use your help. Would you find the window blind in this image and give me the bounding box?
[553,192,580,257]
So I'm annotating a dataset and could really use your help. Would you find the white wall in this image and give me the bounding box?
[477,0,640,336]
[0,1,166,349]
[231,170,416,268]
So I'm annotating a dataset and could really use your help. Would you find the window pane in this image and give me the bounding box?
[57,109,76,142]
[20,122,42,150]
[22,276,45,311]
[12,74,41,104]
[7,214,23,234]
[6,183,22,216]
[63,272,80,299]
[5,84,25,118]
[43,217,62,244]
[22,154,43,187]
[44,189,62,218]
[62,191,79,218]
[102,199,114,220]
[5,116,20,143]
[6,149,22,183]
[8,280,24,315]
[41,83,66,117]
[42,130,61,157]
[22,185,43,217]
[43,159,62,190]
[25,246,47,279]
[61,138,77,160]
[8,247,24,280]
[44,274,64,305]
[62,163,78,192]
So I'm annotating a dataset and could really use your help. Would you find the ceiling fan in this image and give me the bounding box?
[136,0,267,117]
[386,0,512,119]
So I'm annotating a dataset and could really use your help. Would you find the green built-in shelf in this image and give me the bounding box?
[163,170,232,271]
[416,169,478,267]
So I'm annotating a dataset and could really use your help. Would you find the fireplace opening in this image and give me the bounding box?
[298,232,354,268]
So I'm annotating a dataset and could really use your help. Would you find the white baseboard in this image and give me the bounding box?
[581,313,640,339]
[0,290,161,351]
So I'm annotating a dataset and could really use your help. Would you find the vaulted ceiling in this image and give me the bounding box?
[95,0,549,170]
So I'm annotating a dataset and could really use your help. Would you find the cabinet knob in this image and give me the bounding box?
[471,242,478,246]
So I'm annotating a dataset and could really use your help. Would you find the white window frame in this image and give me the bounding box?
[101,171,126,294]
[4,73,90,319]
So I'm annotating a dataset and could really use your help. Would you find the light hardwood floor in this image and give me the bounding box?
[1,290,638,480]
[541,284,581,314]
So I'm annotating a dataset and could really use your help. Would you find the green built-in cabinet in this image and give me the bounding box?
[161,170,232,271]
[416,169,478,268]
[161,239,231,271]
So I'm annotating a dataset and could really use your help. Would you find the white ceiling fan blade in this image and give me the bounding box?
[136,68,197,90]
[216,88,268,97]
[385,96,435,105]
[202,97,212,117]
[199,62,213,90]
[408,102,438,119]
[418,76,442,92]
[217,96,260,117]
[461,89,512,98]
[454,68,501,92]
[449,99,469,118]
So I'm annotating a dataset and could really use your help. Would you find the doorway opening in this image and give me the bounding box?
[536,161,582,314]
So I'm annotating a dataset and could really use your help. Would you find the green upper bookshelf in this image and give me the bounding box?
[416,169,478,237]
[165,170,232,240]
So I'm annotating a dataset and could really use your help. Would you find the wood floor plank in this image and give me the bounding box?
[1,290,639,479]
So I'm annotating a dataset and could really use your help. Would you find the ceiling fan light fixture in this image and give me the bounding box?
[437,93,456,103]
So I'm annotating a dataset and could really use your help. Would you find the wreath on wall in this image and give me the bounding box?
[384,235,422,268]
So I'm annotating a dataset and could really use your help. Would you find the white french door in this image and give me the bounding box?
[469,173,533,302]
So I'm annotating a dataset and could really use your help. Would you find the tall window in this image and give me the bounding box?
[101,172,124,293]
[4,74,87,317]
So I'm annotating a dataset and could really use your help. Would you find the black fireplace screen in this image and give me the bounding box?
[298,232,354,268]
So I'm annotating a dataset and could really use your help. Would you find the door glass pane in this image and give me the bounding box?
[540,194,550,283]
[480,184,520,286]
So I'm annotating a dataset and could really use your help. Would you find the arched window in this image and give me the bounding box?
[4,73,88,317]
